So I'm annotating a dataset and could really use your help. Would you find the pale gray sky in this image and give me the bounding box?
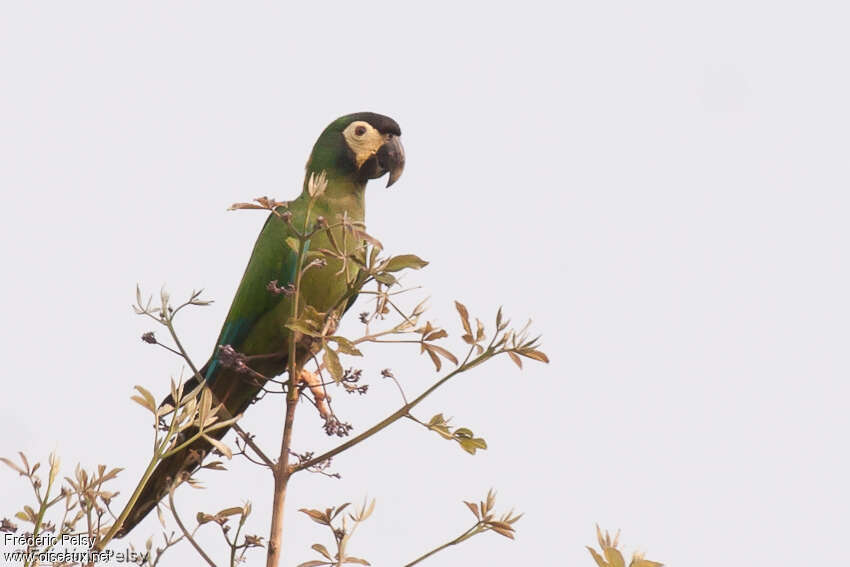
[2,2,848,566]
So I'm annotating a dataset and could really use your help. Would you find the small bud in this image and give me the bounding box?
[267,280,295,296]
[141,332,157,344]
[280,210,293,223]
[381,368,394,379]
[218,345,250,374]
[315,215,328,229]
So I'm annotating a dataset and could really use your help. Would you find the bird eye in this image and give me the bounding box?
[354,125,367,137]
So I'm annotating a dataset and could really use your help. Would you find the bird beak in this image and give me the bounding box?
[377,134,405,187]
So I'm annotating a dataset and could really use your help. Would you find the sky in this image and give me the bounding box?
[1,2,848,566]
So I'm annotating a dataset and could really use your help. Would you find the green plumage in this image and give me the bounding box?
[119,112,404,536]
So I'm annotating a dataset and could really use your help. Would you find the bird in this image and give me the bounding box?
[117,112,405,536]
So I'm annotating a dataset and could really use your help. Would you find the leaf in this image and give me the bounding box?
[587,547,609,567]
[428,413,446,426]
[331,503,351,520]
[427,343,458,366]
[203,435,233,459]
[520,349,550,363]
[299,508,330,526]
[352,229,383,250]
[311,544,332,560]
[476,318,485,342]
[360,498,375,521]
[101,467,123,483]
[331,336,363,356]
[197,388,213,430]
[217,507,244,518]
[297,561,329,567]
[604,547,626,567]
[343,557,371,565]
[424,329,448,341]
[464,501,480,519]
[424,345,442,371]
[630,558,664,567]
[133,385,157,413]
[488,524,515,539]
[459,437,488,455]
[286,320,323,338]
[382,254,429,272]
[374,272,397,286]
[131,395,155,413]
[323,347,344,382]
[0,457,25,475]
[308,170,328,197]
[228,196,287,211]
[508,351,523,369]
[455,301,472,336]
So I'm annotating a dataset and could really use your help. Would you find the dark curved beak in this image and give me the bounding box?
[377,134,405,187]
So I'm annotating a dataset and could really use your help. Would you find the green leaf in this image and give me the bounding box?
[286,319,323,337]
[323,347,343,382]
[374,272,397,286]
[429,413,446,426]
[330,336,363,356]
[382,254,429,272]
[458,437,488,454]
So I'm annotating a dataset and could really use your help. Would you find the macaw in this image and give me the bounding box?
[118,112,405,536]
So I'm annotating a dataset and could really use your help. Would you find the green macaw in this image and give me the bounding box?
[119,112,405,536]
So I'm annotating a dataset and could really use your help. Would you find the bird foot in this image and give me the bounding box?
[299,369,331,419]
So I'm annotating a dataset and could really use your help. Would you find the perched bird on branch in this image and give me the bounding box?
[118,112,405,536]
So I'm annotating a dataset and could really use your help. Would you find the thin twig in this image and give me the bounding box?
[168,484,217,567]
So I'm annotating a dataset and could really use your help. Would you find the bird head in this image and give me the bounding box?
[306,112,405,188]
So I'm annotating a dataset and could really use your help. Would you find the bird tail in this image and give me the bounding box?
[115,353,282,538]
[115,371,242,537]
[115,425,217,537]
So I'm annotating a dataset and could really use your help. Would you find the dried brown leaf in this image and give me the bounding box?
[520,349,550,363]
[455,301,472,336]
[508,351,523,369]
[311,543,332,560]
